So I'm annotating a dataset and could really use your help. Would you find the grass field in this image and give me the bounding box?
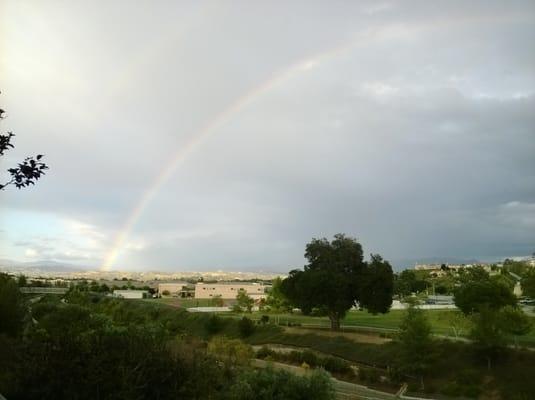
[142,298,535,346]
[223,309,535,346]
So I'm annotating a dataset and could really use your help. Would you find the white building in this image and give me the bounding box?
[113,289,149,299]
[194,282,266,300]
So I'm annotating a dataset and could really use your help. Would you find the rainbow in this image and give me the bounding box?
[99,61,322,269]
[99,38,364,270]
[100,14,496,270]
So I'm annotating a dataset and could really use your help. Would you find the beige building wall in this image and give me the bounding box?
[194,283,266,299]
[158,282,188,296]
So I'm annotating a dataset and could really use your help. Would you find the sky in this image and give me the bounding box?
[0,0,534,272]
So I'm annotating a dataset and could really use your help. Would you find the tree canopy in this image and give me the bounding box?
[394,269,428,297]
[521,269,535,298]
[280,234,393,330]
[0,273,26,337]
[236,289,254,313]
[265,277,292,312]
[454,271,529,369]
[454,278,517,315]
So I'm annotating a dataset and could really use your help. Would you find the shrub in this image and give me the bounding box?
[256,346,275,359]
[423,383,437,394]
[165,317,185,334]
[238,316,255,337]
[207,336,254,367]
[205,314,223,335]
[301,350,318,366]
[462,384,482,398]
[211,295,224,307]
[321,356,351,374]
[456,369,481,386]
[260,315,269,325]
[232,304,243,313]
[227,367,335,400]
[359,367,379,383]
[407,382,421,393]
[387,365,404,384]
[440,382,461,397]
[288,351,302,364]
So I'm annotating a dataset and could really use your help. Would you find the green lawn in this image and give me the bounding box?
[224,309,535,346]
[143,297,215,308]
[141,298,535,346]
[226,309,456,332]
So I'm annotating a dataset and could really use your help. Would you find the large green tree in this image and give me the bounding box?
[280,234,393,330]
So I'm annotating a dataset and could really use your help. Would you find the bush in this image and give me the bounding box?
[260,315,269,325]
[321,356,351,374]
[232,304,243,313]
[423,383,438,394]
[301,350,318,366]
[205,314,223,335]
[238,316,255,337]
[453,369,482,398]
[207,336,254,367]
[256,346,275,359]
[266,349,350,376]
[359,367,380,383]
[164,317,185,334]
[226,367,335,400]
[462,384,482,398]
[440,382,461,397]
[407,382,421,393]
[287,350,306,364]
[456,369,481,386]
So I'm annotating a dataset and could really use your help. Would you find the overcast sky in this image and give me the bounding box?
[0,1,534,272]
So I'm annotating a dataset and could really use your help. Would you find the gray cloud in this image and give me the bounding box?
[1,0,534,270]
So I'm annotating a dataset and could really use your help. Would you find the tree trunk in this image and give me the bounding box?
[329,314,340,330]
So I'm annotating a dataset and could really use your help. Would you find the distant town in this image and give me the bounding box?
[3,253,534,305]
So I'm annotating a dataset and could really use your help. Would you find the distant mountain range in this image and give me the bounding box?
[0,256,510,275]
